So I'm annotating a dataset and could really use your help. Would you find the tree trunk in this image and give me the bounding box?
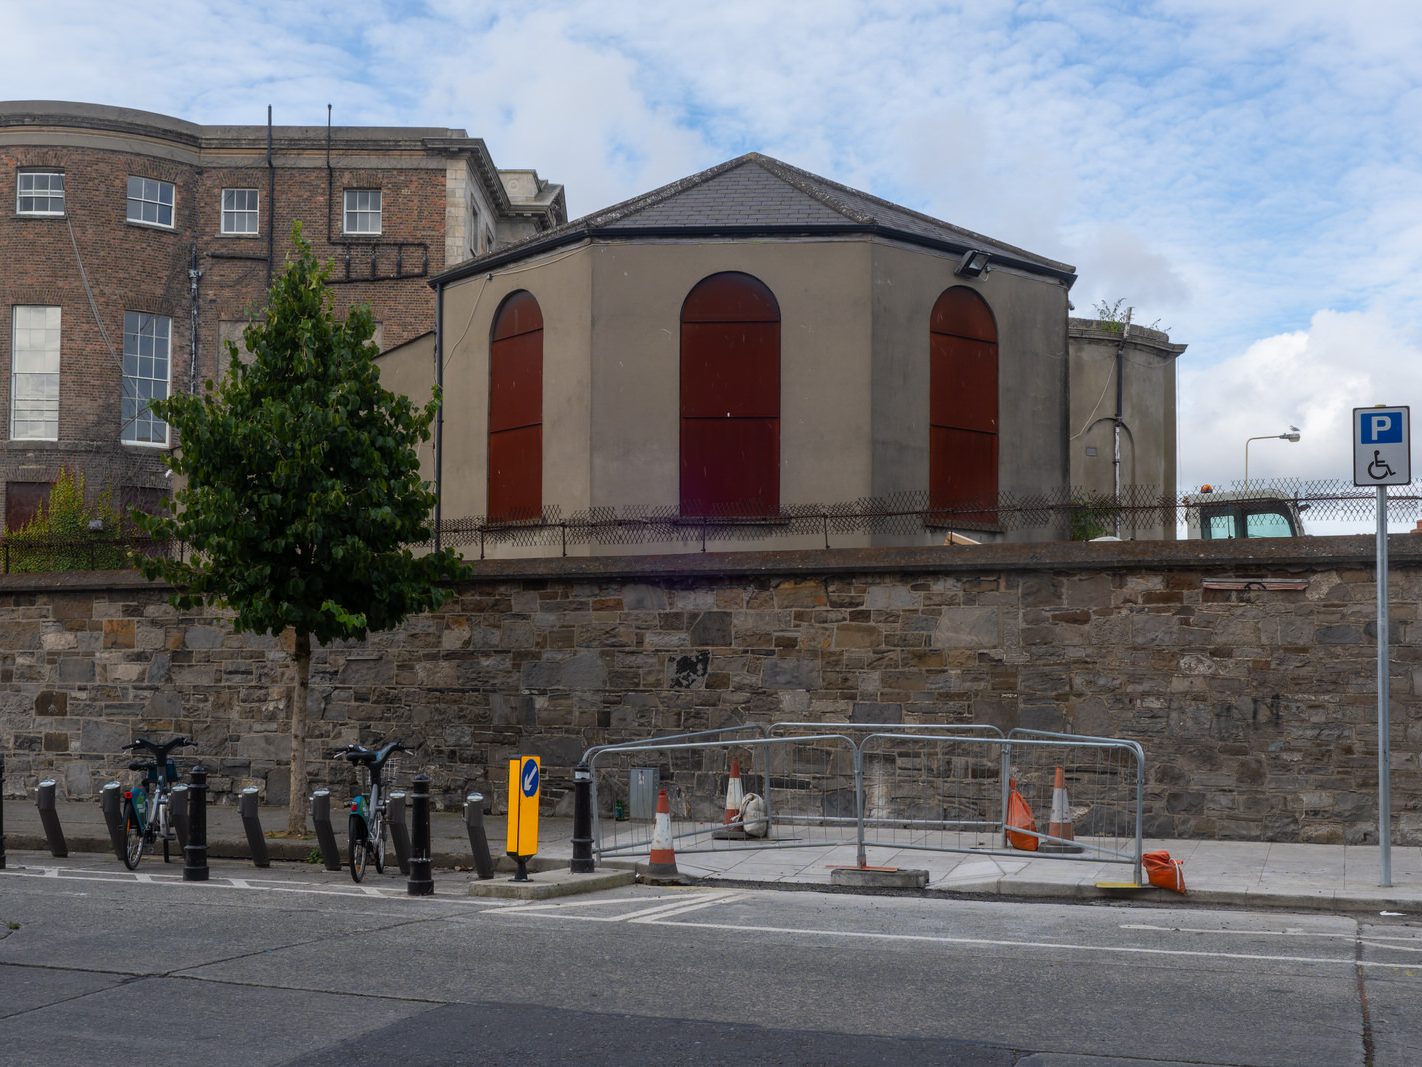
[287,630,312,835]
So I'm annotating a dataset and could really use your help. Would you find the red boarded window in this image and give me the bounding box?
[930,287,998,520]
[680,273,780,516]
[488,291,543,522]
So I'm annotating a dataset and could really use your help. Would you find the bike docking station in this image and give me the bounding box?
[36,778,68,858]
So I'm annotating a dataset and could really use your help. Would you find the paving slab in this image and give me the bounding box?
[4,797,1422,914]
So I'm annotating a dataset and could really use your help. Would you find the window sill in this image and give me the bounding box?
[217,231,261,239]
[125,220,177,233]
[120,439,171,450]
[14,212,66,220]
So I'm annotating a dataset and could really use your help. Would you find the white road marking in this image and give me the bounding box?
[629,892,748,923]
[1120,922,1422,951]
[638,918,1422,972]
[494,890,744,923]
[0,865,512,905]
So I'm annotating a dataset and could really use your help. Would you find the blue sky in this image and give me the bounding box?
[5,0,1421,493]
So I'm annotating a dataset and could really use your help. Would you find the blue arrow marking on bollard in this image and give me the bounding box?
[521,758,539,797]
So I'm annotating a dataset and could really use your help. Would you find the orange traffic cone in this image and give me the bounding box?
[638,789,687,884]
[1040,766,1085,854]
[1005,776,1038,851]
[713,758,748,840]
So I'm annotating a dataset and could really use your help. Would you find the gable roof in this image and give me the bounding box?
[432,152,1075,286]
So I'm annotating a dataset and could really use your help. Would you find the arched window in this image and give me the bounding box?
[680,272,780,516]
[488,290,542,522]
[929,287,998,519]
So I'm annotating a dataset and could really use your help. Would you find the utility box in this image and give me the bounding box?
[629,767,658,820]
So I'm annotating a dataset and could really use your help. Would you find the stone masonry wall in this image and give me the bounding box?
[1,536,1420,844]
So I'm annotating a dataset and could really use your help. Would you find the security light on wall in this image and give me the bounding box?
[955,250,991,277]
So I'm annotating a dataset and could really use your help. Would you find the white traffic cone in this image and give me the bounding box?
[637,789,688,884]
[1040,766,1084,854]
[712,758,747,840]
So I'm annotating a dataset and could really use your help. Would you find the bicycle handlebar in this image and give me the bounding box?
[123,736,196,757]
[328,739,414,766]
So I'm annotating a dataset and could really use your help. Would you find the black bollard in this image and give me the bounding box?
[309,789,342,872]
[0,753,6,870]
[170,784,190,851]
[407,774,433,896]
[238,787,269,868]
[100,781,126,860]
[464,792,495,879]
[183,765,208,882]
[36,779,68,857]
[387,791,411,875]
[571,763,594,874]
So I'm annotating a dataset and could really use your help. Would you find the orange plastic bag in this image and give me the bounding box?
[1005,778,1038,852]
[1143,849,1187,893]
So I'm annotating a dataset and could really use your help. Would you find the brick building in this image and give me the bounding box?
[0,100,564,529]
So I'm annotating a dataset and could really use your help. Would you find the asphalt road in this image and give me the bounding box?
[1,855,1419,1066]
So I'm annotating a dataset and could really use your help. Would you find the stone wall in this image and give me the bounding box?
[2,535,1420,844]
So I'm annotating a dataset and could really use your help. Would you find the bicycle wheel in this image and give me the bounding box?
[374,818,386,875]
[122,804,145,870]
[348,816,368,883]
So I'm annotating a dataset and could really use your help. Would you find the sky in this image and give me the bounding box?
[4,0,1422,499]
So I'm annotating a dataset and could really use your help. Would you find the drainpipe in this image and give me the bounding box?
[187,245,201,394]
[326,104,333,245]
[434,281,444,552]
[266,105,275,287]
[1112,307,1132,537]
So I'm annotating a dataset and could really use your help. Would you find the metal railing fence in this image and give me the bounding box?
[584,723,1145,884]
[429,480,1422,556]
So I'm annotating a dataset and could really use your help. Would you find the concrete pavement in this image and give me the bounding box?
[4,795,1421,914]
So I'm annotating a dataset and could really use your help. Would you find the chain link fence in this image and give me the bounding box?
[431,480,1422,557]
[5,479,1419,572]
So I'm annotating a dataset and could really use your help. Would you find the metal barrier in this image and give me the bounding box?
[859,731,1144,876]
[588,733,862,861]
[1006,728,1145,867]
[584,724,1145,885]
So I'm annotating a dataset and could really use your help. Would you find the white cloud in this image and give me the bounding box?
[3,0,1421,501]
[1178,307,1422,488]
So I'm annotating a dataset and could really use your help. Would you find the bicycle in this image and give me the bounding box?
[330,738,413,882]
[120,735,196,869]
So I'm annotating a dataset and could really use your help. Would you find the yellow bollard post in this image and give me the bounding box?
[506,755,540,881]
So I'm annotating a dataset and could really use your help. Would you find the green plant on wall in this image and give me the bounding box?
[3,467,128,572]
[1092,299,1164,335]
[1068,490,1121,541]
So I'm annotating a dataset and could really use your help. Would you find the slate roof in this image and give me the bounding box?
[432,152,1075,285]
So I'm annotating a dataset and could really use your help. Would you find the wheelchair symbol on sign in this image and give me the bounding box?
[1369,451,1397,480]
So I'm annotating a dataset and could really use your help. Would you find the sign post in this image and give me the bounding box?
[1353,406,1410,888]
[506,754,540,882]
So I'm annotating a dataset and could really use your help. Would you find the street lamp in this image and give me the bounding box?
[1244,426,1301,489]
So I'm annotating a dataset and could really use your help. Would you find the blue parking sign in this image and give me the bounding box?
[1353,407,1410,486]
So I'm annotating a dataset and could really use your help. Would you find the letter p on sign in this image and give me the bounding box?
[1364,412,1402,444]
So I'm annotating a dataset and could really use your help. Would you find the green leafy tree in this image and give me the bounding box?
[5,467,127,572]
[136,225,465,833]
